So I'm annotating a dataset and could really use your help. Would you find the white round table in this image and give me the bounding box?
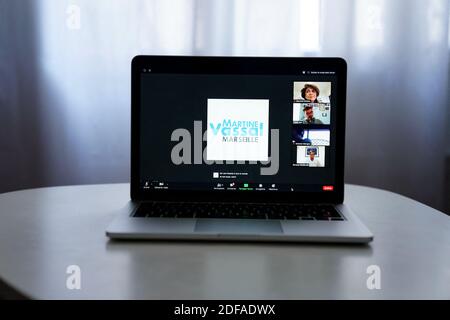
[0,183,449,299]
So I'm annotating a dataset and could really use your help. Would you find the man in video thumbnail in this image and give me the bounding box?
[292,126,311,144]
[307,149,322,167]
[301,105,323,124]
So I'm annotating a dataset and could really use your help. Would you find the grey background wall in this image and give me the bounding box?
[1,0,449,212]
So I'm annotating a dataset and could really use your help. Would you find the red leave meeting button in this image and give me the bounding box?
[322,185,334,191]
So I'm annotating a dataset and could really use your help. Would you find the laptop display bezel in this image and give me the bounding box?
[130,55,346,204]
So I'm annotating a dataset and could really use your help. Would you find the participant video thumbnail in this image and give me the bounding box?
[290,82,331,168]
[293,82,331,103]
[292,125,330,146]
[293,146,326,167]
[293,102,330,124]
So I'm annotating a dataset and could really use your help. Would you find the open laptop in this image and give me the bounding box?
[106,56,373,243]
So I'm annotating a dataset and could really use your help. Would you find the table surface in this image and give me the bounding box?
[0,183,449,299]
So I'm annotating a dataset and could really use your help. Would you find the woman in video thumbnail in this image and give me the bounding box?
[301,83,320,103]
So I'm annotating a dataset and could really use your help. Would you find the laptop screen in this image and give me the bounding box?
[133,57,345,201]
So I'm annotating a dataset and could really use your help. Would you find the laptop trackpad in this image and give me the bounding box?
[195,219,283,234]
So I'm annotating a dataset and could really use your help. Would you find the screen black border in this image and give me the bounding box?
[131,55,346,204]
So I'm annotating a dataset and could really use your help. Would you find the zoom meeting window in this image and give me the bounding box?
[140,72,338,193]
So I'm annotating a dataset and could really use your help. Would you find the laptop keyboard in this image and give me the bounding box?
[134,202,345,221]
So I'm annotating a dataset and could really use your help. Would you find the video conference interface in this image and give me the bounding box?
[291,82,331,168]
[139,72,337,193]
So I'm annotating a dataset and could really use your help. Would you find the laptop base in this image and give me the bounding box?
[106,202,373,244]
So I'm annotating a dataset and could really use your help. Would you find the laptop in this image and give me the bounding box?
[106,56,373,243]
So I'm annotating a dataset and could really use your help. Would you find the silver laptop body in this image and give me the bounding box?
[106,56,373,244]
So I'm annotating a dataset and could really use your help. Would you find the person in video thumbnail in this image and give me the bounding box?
[307,149,322,167]
[301,83,320,103]
[301,105,323,124]
[292,126,311,144]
